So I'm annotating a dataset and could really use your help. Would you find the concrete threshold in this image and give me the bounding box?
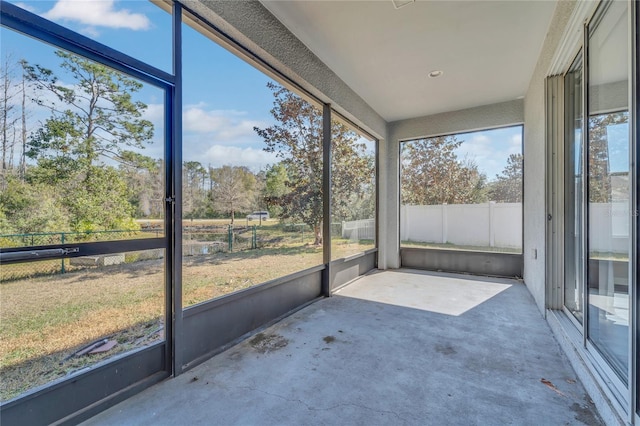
[83,269,603,425]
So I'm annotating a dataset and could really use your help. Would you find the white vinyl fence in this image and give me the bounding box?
[400,203,522,250]
[340,202,630,253]
[399,202,631,253]
[341,218,375,241]
[588,202,630,254]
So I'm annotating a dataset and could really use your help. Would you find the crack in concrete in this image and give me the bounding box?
[235,385,412,424]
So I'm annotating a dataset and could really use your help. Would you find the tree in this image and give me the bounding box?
[14,50,155,231]
[588,112,628,203]
[330,120,375,223]
[183,161,208,220]
[209,165,256,223]
[488,153,523,202]
[254,83,374,244]
[62,166,138,232]
[1,53,19,172]
[0,174,69,234]
[23,50,153,178]
[0,54,29,190]
[119,151,164,218]
[19,59,28,179]
[401,136,487,205]
[263,162,290,218]
[254,83,323,243]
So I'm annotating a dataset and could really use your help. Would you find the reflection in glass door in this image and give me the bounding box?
[564,53,584,324]
[586,0,630,381]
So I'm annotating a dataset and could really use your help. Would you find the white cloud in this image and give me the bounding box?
[83,102,272,167]
[183,107,266,142]
[454,129,523,180]
[42,0,151,32]
[79,26,101,38]
[183,108,230,133]
[142,103,165,124]
[471,134,489,144]
[199,145,278,172]
[14,2,36,12]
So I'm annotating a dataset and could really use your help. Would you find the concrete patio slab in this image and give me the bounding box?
[83,269,602,425]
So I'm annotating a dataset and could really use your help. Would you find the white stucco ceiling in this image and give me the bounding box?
[261,0,557,122]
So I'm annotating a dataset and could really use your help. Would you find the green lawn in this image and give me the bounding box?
[401,240,521,254]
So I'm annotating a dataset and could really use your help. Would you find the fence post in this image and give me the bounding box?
[489,201,496,247]
[252,225,257,249]
[400,205,406,241]
[60,232,65,274]
[228,225,233,252]
[441,203,448,244]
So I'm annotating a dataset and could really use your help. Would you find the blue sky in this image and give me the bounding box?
[4,0,520,178]
[607,122,629,173]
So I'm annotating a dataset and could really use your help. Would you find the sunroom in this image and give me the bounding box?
[0,0,637,424]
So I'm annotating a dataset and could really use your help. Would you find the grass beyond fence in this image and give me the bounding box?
[400,240,522,254]
[0,225,261,282]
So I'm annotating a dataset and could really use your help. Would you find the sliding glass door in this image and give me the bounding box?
[586,0,630,383]
[562,0,634,407]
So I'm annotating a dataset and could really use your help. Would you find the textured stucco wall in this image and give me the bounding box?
[383,100,525,268]
[377,126,391,268]
[389,100,525,142]
[523,0,577,315]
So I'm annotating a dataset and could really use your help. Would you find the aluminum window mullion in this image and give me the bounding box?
[170,1,183,377]
[581,20,590,349]
[631,0,639,418]
[375,138,380,265]
[0,1,175,88]
[322,104,332,296]
[0,238,166,264]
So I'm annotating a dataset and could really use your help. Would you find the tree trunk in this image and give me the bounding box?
[20,67,26,179]
[313,225,322,245]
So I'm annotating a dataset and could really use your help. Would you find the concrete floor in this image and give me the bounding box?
[83,269,602,425]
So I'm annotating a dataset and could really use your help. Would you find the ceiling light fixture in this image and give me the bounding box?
[392,0,415,10]
[428,70,443,78]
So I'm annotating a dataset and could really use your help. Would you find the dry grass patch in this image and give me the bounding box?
[0,225,373,401]
[0,260,165,400]
[0,242,324,400]
[183,245,323,307]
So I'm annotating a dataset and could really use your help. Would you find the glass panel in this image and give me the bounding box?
[0,27,167,401]
[400,126,523,254]
[330,117,376,260]
[6,0,173,73]
[0,248,165,401]
[564,53,584,323]
[181,15,323,308]
[0,27,166,243]
[587,0,629,381]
